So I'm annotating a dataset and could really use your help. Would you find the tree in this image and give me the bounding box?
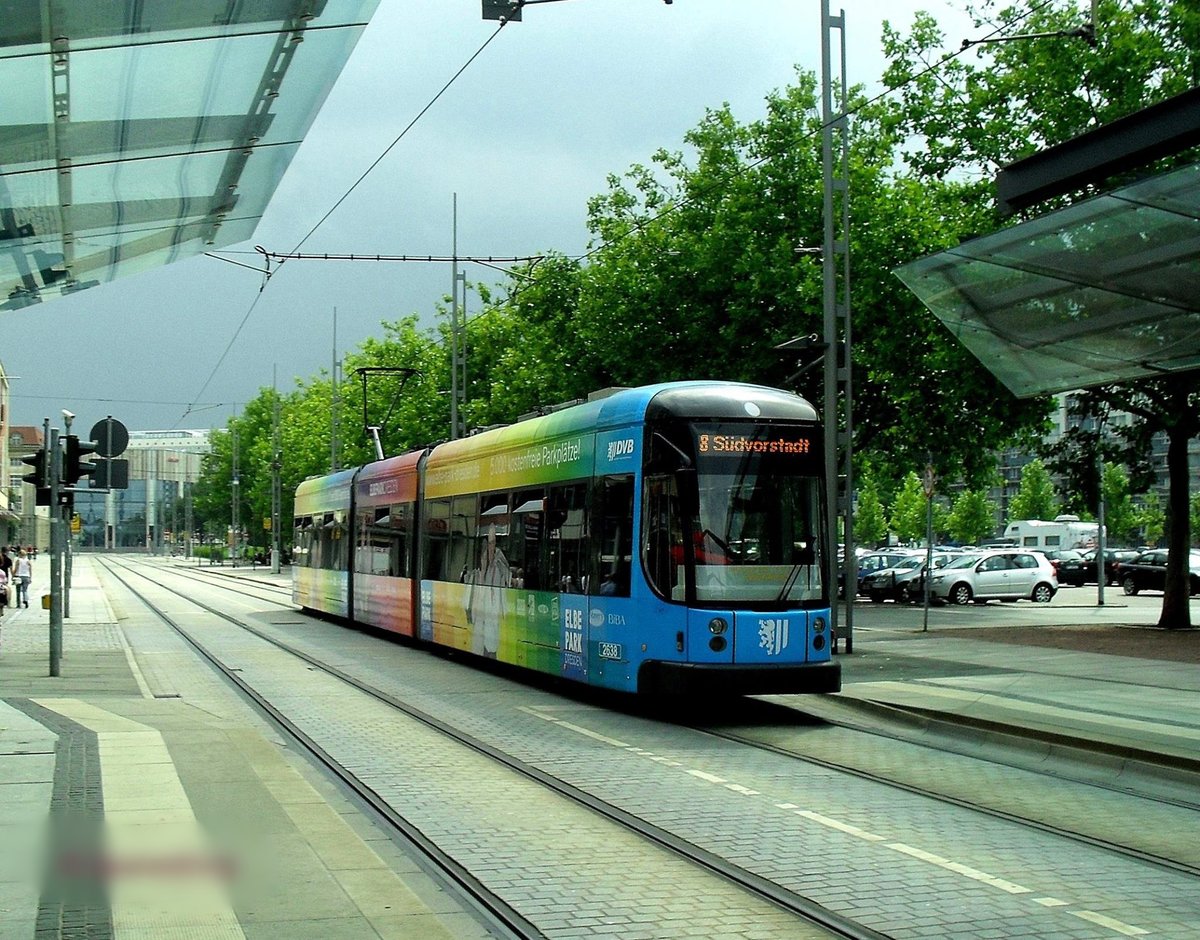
[889,472,929,544]
[574,75,1049,490]
[949,489,998,546]
[854,472,888,547]
[881,0,1198,625]
[1007,459,1059,523]
[1137,494,1165,548]
[1100,462,1138,546]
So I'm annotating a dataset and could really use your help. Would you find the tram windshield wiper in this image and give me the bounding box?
[775,564,803,603]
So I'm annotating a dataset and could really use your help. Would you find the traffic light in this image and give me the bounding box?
[20,449,51,507]
[64,435,98,485]
[91,458,129,490]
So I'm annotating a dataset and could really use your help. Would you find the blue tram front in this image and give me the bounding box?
[625,385,839,694]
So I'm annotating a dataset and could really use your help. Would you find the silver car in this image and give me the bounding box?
[928,550,1058,605]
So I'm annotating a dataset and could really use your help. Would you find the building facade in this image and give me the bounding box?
[74,429,210,551]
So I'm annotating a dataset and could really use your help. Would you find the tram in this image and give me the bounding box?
[292,382,840,695]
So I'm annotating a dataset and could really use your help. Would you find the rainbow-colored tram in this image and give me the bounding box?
[292,382,840,695]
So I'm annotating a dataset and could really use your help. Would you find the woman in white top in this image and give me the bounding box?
[15,550,32,608]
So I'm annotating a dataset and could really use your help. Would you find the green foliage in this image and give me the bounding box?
[1100,462,1139,545]
[1138,494,1165,547]
[854,472,888,547]
[1007,459,1059,523]
[948,489,998,546]
[882,1,1200,181]
[889,472,929,543]
[884,0,1198,624]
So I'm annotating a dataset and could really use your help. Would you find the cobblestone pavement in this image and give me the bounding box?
[931,623,1200,662]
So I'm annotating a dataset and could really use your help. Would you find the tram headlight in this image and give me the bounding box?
[709,636,727,652]
[812,616,826,633]
[708,617,728,635]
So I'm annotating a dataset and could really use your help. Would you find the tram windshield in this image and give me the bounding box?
[642,422,826,606]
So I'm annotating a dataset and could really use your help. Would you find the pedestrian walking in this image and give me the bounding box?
[0,567,8,645]
[0,547,12,609]
[15,550,32,608]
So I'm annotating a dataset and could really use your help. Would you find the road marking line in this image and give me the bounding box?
[1034,897,1070,907]
[725,784,760,795]
[687,769,727,784]
[114,624,154,699]
[552,720,628,749]
[1069,910,1149,936]
[887,842,1031,894]
[520,707,630,746]
[795,811,885,842]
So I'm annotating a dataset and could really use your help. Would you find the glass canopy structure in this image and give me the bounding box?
[895,160,1200,398]
[1,0,382,311]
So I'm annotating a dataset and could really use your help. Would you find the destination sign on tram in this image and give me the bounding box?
[698,433,812,455]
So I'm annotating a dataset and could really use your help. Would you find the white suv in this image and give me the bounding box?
[928,550,1058,605]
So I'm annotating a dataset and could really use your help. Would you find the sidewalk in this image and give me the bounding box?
[0,556,477,940]
[3,557,1198,938]
[830,620,1200,778]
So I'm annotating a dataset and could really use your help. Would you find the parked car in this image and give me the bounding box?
[1115,550,1200,596]
[856,550,921,595]
[860,552,960,603]
[1041,548,1083,581]
[928,549,1058,605]
[1056,547,1141,586]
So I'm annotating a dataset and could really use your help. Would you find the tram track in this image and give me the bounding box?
[98,555,890,940]
[153,560,294,601]
[693,721,1200,881]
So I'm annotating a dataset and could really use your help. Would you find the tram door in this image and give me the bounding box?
[643,475,684,602]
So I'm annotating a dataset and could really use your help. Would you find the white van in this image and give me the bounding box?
[1003,515,1102,551]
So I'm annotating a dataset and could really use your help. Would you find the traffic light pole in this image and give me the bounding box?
[63,414,73,619]
[48,426,63,677]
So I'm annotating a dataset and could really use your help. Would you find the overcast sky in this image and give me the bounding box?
[6,0,978,437]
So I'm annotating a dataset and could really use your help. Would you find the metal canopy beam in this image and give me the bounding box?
[0,116,277,167]
[996,87,1200,216]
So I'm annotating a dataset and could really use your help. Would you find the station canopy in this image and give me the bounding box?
[895,159,1200,399]
[1,0,382,311]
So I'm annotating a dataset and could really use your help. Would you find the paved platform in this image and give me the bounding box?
[0,556,475,940]
[2,555,1198,939]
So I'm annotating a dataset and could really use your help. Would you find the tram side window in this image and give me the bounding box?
[392,502,414,577]
[355,504,411,577]
[547,483,589,593]
[473,493,512,588]
[321,512,349,571]
[448,495,479,582]
[592,474,634,597]
[423,499,451,580]
[643,474,683,600]
[293,517,313,568]
[509,489,544,589]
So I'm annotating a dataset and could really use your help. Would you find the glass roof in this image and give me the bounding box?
[1,0,382,311]
[895,161,1200,398]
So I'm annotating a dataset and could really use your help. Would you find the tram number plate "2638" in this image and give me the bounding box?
[598,642,623,660]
